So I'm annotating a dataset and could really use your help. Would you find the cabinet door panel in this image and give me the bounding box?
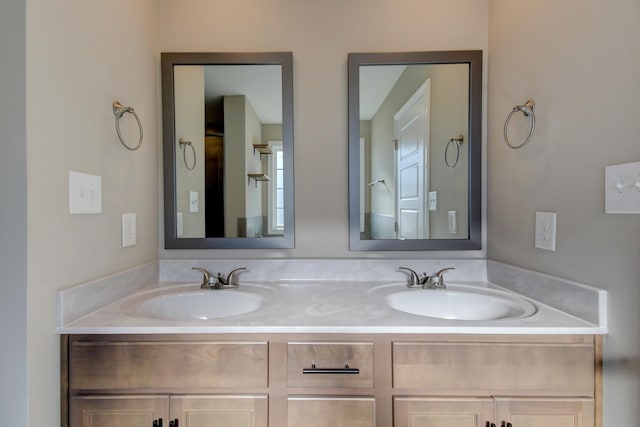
[70,395,169,427]
[288,396,375,427]
[495,398,594,427]
[394,397,494,427]
[170,395,268,427]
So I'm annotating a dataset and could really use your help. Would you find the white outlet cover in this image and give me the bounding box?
[176,212,183,237]
[121,213,136,248]
[535,211,556,252]
[189,191,199,213]
[69,171,102,214]
[448,210,457,234]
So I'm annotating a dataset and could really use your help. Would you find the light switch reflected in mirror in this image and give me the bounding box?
[162,52,294,249]
[348,51,482,251]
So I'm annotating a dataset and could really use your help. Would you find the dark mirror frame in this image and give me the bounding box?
[162,52,295,249]
[348,50,482,251]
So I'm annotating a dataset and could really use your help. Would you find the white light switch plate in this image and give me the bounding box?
[535,211,556,251]
[605,161,640,214]
[428,191,438,211]
[69,171,102,214]
[121,213,136,248]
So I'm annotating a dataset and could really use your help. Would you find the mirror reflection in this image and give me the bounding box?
[349,51,482,251]
[162,52,294,249]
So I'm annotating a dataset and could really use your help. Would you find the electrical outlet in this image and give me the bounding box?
[189,191,199,213]
[448,210,457,234]
[69,171,102,214]
[122,213,136,248]
[177,212,183,237]
[535,211,556,251]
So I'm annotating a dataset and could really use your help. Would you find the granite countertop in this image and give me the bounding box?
[58,280,605,335]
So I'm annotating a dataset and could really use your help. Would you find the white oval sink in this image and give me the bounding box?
[135,290,263,320]
[385,288,536,320]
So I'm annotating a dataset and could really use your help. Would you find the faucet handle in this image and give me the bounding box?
[431,267,455,288]
[399,267,420,288]
[192,267,216,288]
[225,267,248,288]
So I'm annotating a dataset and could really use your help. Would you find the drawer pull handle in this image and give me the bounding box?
[302,363,360,374]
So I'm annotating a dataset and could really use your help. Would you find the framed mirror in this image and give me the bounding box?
[348,50,482,250]
[162,52,294,249]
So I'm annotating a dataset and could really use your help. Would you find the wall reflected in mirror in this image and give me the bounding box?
[359,63,469,240]
[349,51,482,251]
[162,52,294,249]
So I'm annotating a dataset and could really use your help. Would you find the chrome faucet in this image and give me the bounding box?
[192,267,247,289]
[398,267,455,289]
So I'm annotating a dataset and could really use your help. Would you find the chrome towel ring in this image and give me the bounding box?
[178,138,196,171]
[503,99,535,149]
[112,101,143,151]
[445,135,464,168]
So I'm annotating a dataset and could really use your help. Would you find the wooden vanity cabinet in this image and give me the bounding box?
[62,334,600,427]
[391,335,598,427]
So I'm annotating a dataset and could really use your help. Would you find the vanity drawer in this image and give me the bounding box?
[70,340,268,390]
[392,341,595,396]
[287,342,374,388]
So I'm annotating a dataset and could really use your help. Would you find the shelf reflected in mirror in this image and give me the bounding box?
[162,52,294,249]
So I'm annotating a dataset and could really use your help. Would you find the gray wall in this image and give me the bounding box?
[488,1,640,425]
[158,0,489,259]
[0,1,28,425]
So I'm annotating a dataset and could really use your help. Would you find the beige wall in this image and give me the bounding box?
[158,0,489,259]
[488,1,640,425]
[174,66,206,237]
[24,0,159,425]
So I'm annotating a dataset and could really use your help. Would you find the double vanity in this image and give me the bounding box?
[60,49,605,427]
[59,260,606,427]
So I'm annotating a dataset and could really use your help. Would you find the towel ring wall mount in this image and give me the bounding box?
[112,101,143,151]
[178,138,196,171]
[445,134,464,168]
[503,99,536,149]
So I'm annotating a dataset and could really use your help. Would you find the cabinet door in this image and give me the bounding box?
[170,395,268,427]
[394,397,494,427]
[495,398,594,427]
[288,396,375,427]
[70,395,169,427]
